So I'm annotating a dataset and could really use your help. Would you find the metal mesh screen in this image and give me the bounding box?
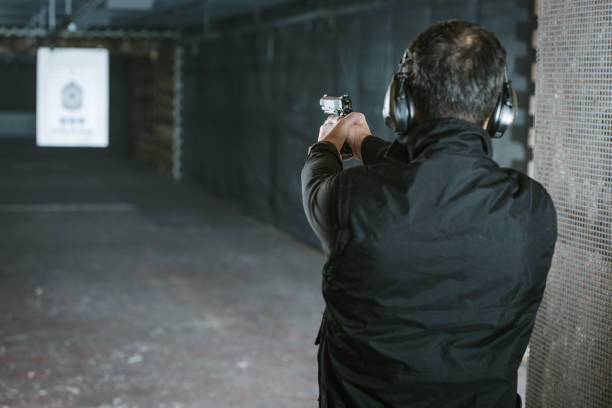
[526,1,612,407]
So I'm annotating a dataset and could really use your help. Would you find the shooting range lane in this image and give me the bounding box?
[0,140,323,408]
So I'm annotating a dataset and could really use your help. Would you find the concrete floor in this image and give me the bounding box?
[0,141,324,408]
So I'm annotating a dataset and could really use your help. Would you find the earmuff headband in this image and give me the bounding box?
[383,52,518,138]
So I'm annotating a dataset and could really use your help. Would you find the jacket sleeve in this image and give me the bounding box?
[361,135,392,165]
[301,141,342,254]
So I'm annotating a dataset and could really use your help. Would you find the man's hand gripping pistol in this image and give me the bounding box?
[319,94,353,159]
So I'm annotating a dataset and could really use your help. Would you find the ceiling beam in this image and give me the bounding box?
[135,0,203,28]
[184,0,392,43]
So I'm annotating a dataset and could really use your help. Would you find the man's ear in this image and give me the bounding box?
[482,115,491,131]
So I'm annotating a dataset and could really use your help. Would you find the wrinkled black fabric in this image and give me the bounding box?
[301,141,343,255]
[301,118,557,408]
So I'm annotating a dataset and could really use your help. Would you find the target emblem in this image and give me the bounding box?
[62,82,83,110]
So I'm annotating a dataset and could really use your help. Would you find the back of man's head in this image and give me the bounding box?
[405,20,507,125]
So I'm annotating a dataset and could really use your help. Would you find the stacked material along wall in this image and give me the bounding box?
[181,0,536,245]
[128,42,178,177]
[527,1,612,407]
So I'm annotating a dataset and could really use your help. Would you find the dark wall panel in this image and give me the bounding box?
[0,57,36,111]
[182,0,535,246]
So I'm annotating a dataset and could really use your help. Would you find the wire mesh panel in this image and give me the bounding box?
[527,1,612,407]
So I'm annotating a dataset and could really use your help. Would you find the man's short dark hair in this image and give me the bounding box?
[405,20,507,125]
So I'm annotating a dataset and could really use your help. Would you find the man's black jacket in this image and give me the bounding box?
[301,119,557,408]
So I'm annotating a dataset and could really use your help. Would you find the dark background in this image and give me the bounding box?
[0,0,535,247]
[181,0,535,246]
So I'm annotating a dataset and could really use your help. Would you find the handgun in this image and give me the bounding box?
[319,94,353,159]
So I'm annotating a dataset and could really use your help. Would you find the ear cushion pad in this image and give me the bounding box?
[487,82,518,139]
[382,73,415,135]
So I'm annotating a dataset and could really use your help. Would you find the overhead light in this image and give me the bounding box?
[106,0,155,11]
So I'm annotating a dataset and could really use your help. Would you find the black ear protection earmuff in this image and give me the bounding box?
[382,50,518,138]
[382,50,416,135]
[486,68,518,138]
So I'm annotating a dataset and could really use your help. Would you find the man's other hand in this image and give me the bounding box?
[318,112,372,161]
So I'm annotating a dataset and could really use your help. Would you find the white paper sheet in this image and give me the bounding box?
[36,47,109,147]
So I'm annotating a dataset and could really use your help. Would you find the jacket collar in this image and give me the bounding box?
[385,118,493,163]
